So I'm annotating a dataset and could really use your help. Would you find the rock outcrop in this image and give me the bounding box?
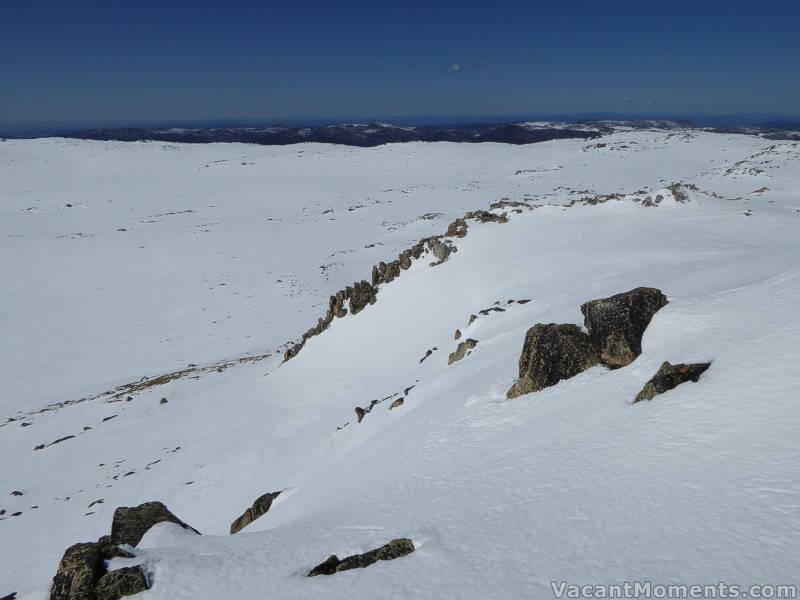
[581,287,668,368]
[282,207,511,362]
[111,501,199,547]
[506,324,600,399]
[448,339,478,365]
[633,361,711,403]
[308,538,415,577]
[49,501,195,599]
[230,491,282,534]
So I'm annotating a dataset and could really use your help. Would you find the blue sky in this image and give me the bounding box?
[2,0,799,124]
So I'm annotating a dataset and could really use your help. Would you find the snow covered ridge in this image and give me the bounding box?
[41,120,800,147]
[2,132,800,598]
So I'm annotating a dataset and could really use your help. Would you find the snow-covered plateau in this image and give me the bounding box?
[1,129,799,599]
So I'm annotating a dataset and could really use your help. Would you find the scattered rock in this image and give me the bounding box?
[454,329,461,340]
[389,398,404,410]
[507,324,600,399]
[448,339,478,365]
[10,491,23,496]
[419,349,433,363]
[159,398,168,404]
[581,287,668,368]
[93,566,149,600]
[308,538,415,577]
[1,592,16,600]
[634,361,711,403]
[230,491,282,534]
[111,501,199,547]
[404,385,416,396]
[468,314,478,325]
[355,407,367,423]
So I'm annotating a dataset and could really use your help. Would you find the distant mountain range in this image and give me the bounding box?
[4,119,800,146]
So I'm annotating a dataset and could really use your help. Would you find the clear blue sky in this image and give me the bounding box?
[2,0,799,124]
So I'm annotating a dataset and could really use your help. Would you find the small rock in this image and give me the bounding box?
[11,491,23,496]
[230,491,282,534]
[448,339,478,365]
[94,566,149,600]
[454,329,461,340]
[355,407,366,423]
[389,398,404,410]
[634,361,711,403]
[308,538,415,577]
[159,398,168,404]
[507,324,600,399]
[468,314,477,325]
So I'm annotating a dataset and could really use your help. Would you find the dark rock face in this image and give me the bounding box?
[448,339,478,365]
[111,501,199,547]
[93,567,149,600]
[634,361,711,402]
[96,537,134,560]
[308,538,415,577]
[1,592,17,600]
[581,287,668,368]
[507,324,600,399]
[49,543,103,600]
[230,491,282,534]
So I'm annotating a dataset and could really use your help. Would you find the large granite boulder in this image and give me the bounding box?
[93,567,149,600]
[507,324,600,399]
[111,501,199,547]
[308,538,415,577]
[230,491,282,534]
[49,543,103,600]
[581,287,668,368]
[634,361,711,403]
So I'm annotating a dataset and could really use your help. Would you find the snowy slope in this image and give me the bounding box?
[1,131,799,598]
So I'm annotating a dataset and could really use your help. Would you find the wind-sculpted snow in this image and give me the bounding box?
[1,131,800,598]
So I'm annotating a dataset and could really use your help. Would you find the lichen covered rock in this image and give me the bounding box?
[581,287,668,368]
[448,339,478,365]
[111,501,199,547]
[49,543,103,600]
[93,567,149,600]
[634,361,711,402]
[507,324,600,399]
[308,538,415,577]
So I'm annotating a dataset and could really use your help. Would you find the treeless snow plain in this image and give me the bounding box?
[1,130,799,598]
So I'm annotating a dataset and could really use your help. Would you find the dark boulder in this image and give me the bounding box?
[49,543,103,600]
[93,567,149,600]
[230,491,282,534]
[581,287,668,368]
[507,324,600,399]
[634,361,711,403]
[308,538,415,577]
[111,501,199,547]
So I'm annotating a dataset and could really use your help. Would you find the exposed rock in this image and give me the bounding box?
[10,490,23,496]
[347,280,378,315]
[581,287,668,368]
[389,398,404,410]
[634,361,711,403]
[507,324,600,399]
[445,218,468,238]
[448,339,478,365]
[427,239,452,263]
[454,329,461,340]
[96,536,135,560]
[1,593,16,600]
[308,538,415,577]
[93,567,149,600]
[355,407,367,423]
[468,314,478,325]
[49,542,102,600]
[230,491,282,534]
[419,348,435,363]
[111,501,199,547]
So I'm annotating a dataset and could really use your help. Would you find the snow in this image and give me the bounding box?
[1,130,799,598]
